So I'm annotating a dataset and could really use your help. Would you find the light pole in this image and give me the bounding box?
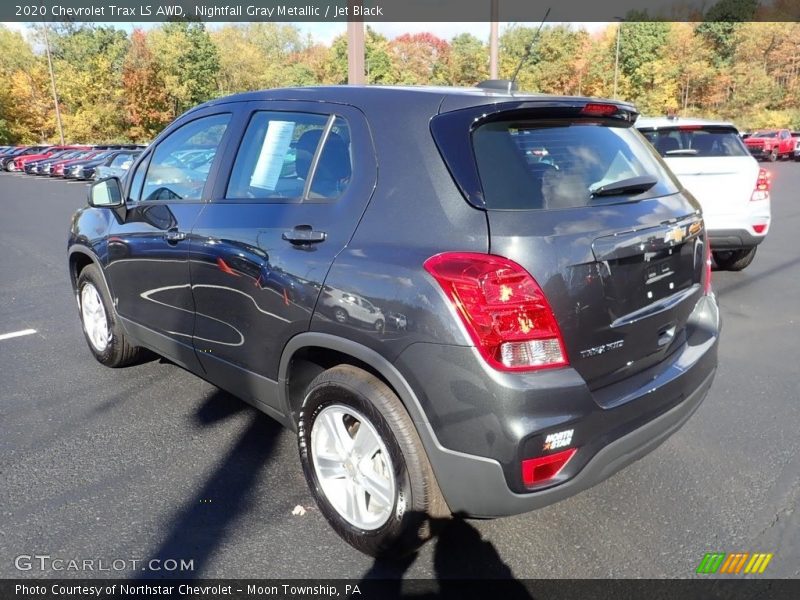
[347,1,365,85]
[612,17,623,100]
[42,23,65,144]
[489,0,499,79]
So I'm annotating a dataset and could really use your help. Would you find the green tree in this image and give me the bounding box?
[149,22,220,117]
[447,33,488,86]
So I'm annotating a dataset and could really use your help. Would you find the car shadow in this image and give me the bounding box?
[136,389,282,579]
[355,516,535,600]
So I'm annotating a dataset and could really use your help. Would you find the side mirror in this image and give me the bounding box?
[89,177,123,208]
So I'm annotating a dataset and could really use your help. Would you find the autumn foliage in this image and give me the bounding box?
[1,21,799,145]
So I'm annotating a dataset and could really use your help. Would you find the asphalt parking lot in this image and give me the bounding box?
[0,167,798,580]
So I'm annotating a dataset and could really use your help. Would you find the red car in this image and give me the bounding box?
[50,150,103,177]
[744,129,795,162]
[11,145,88,171]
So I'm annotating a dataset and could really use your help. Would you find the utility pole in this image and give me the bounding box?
[347,1,365,85]
[42,23,65,144]
[489,0,499,79]
[613,18,623,100]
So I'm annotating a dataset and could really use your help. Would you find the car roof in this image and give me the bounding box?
[189,85,636,116]
[636,116,739,131]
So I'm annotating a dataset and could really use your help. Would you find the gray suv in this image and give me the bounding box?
[68,86,720,557]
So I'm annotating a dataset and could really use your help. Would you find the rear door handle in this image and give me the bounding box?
[165,229,187,243]
[282,225,326,245]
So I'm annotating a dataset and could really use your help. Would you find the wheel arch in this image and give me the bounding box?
[279,333,424,431]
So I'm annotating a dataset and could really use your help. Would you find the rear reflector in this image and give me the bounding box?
[704,241,713,295]
[752,224,767,234]
[424,252,568,372]
[522,448,577,486]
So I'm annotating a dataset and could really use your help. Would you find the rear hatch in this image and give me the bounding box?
[638,124,758,225]
[432,101,707,390]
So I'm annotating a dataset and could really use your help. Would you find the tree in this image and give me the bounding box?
[389,33,450,85]
[149,22,220,117]
[447,33,488,86]
[212,23,308,93]
[122,29,171,141]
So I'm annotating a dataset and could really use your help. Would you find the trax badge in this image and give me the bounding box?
[579,340,624,358]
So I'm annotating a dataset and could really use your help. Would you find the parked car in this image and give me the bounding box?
[69,86,719,557]
[743,128,795,161]
[24,149,84,175]
[64,151,121,180]
[792,131,800,162]
[2,146,50,170]
[33,150,88,176]
[12,145,87,172]
[321,288,386,331]
[51,150,103,177]
[637,117,770,271]
[94,150,141,180]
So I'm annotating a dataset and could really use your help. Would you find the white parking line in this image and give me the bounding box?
[0,329,37,341]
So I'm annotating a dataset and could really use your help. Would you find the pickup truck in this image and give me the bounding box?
[744,129,795,161]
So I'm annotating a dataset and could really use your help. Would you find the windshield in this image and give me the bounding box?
[639,126,750,158]
[751,132,775,138]
[472,121,677,210]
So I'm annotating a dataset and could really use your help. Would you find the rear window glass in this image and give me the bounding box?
[640,127,750,158]
[472,122,677,210]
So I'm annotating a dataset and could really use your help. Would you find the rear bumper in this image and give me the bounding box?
[396,294,719,517]
[709,228,766,250]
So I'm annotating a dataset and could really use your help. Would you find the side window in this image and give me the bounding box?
[110,153,131,167]
[309,116,352,200]
[128,156,147,202]
[225,111,352,202]
[140,113,231,202]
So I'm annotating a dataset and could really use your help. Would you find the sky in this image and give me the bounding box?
[2,21,608,44]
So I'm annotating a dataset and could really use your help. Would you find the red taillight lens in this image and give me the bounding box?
[752,224,767,234]
[704,241,712,295]
[581,103,618,117]
[424,252,568,371]
[522,448,577,486]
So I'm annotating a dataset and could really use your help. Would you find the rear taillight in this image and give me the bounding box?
[522,448,577,487]
[424,252,568,372]
[751,168,771,201]
[704,241,713,295]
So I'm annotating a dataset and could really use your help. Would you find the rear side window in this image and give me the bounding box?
[472,122,677,210]
[640,127,750,158]
[226,112,352,202]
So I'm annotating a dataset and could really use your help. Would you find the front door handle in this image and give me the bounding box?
[165,229,187,243]
[282,225,326,245]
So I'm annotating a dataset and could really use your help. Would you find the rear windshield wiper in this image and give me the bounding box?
[590,175,658,198]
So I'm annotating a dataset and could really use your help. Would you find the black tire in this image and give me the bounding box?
[373,319,385,332]
[768,148,778,162]
[298,365,449,557]
[333,307,348,324]
[713,247,757,271]
[77,264,144,367]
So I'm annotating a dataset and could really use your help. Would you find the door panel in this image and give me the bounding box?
[189,102,377,405]
[104,110,236,370]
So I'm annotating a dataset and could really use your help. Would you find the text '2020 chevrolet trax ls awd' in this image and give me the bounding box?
[69,86,720,557]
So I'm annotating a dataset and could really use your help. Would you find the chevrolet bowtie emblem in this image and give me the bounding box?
[664,226,685,244]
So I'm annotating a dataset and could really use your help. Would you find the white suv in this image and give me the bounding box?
[637,117,770,271]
